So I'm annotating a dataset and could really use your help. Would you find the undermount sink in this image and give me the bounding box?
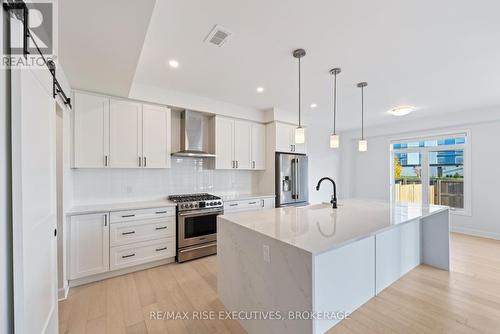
[304,203,341,210]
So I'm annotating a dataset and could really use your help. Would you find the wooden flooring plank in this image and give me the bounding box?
[60,233,500,334]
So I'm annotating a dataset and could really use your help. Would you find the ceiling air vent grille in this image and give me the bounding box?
[204,25,232,47]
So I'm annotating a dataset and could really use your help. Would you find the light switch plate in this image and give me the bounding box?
[263,244,270,263]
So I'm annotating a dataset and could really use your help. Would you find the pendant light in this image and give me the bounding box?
[293,49,306,144]
[329,68,341,148]
[357,82,368,152]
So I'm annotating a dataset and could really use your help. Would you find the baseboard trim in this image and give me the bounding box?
[58,285,69,301]
[68,257,175,288]
[451,226,500,241]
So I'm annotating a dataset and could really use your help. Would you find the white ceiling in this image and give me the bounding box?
[58,0,155,96]
[60,0,500,130]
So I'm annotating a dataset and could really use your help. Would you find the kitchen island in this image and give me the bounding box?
[217,199,450,334]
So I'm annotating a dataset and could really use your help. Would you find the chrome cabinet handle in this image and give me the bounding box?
[235,160,239,168]
[155,211,167,214]
[155,226,167,230]
[122,253,135,259]
[229,203,238,207]
[248,201,257,204]
[121,231,135,235]
[104,215,107,227]
[138,157,141,167]
[121,214,135,218]
[252,161,255,168]
[144,157,147,167]
[104,155,108,167]
[155,247,167,252]
[232,160,235,168]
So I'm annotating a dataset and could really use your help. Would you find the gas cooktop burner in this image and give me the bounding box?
[168,193,221,202]
[168,193,223,211]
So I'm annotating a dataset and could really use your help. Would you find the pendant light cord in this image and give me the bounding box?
[361,85,364,140]
[298,57,301,127]
[333,72,337,135]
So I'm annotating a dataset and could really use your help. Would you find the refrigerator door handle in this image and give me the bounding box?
[296,157,300,200]
[290,158,296,199]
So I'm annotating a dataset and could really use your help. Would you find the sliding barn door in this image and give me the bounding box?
[11,67,58,334]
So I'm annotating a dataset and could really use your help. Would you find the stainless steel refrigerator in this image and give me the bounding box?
[275,153,309,207]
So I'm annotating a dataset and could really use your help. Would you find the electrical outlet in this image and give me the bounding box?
[263,245,270,263]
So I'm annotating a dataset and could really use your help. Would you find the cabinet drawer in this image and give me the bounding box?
[110,206,175,223]
[224,199,263,212]
[110,237,175,271]
[110,217,175,247]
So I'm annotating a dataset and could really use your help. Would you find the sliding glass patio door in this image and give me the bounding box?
[391,134,469,214]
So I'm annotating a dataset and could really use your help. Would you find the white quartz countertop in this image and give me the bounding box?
[219,199,449,254]
[217,194,275,201]
[67,198,176,216]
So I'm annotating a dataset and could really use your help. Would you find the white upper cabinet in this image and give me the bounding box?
[73,92,171,169]
[251,123,266,169]
[73,92,110,168]
[274,122,306,154]
[109,99,142,168]
[214,116,266,170]
[234,120,252,169]
[214,117,235,169]
[142,104,171,168]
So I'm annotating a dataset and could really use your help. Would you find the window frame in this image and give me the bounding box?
[389,130,471,216]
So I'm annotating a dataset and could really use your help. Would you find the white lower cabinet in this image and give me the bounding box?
[110,237,175,271]
[224,197,276,213]
[69,213,110,280]
[375,221,421,294]
[68,206,176,282]
[110,217,175,247]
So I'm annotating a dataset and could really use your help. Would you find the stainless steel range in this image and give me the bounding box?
[168,193,223,262]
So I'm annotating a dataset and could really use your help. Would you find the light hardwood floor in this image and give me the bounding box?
[59,233,500,334]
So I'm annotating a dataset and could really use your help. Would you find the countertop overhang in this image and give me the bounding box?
[219,199,449,254]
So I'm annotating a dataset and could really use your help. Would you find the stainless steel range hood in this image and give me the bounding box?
[171,110,216,158]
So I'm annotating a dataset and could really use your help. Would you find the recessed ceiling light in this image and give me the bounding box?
[169,59,179,68]
[388,105,415,116]
[310,103,317,108]
[256,87,264,93]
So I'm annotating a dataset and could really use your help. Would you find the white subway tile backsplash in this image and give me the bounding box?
[73,158,259,205]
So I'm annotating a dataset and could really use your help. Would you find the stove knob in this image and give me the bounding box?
[189,203,194,208]
[180,204,185,209]
[209,202,213,206]
[217,201,222,205]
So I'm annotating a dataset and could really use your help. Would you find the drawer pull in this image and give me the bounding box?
[229,203,238,207]
[155,247,167,252]
[122,253,135,259]
[248,201,257,204]
[155,226,167,230]
[122,231,135,235]
[121,214,135,218]
[155,211,167,214]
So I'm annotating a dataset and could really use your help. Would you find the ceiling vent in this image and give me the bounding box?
[204,25,232,47]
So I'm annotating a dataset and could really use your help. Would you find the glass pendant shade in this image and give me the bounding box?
[295,127,305,144]
[358,139,368,152]
[330,134,339,148]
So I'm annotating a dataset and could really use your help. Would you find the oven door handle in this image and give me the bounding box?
[179,242,217,253]
[178,209,223,217]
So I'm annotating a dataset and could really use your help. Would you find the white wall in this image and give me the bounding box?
[1,7,13,334]
[306,114,341,204]
[338,108,500,239]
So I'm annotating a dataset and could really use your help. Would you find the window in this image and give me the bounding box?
[391,132,470,214]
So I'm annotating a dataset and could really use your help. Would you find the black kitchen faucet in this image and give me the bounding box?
[316,177,338,209]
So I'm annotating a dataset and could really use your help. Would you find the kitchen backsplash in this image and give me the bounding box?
[72,157,260,205]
